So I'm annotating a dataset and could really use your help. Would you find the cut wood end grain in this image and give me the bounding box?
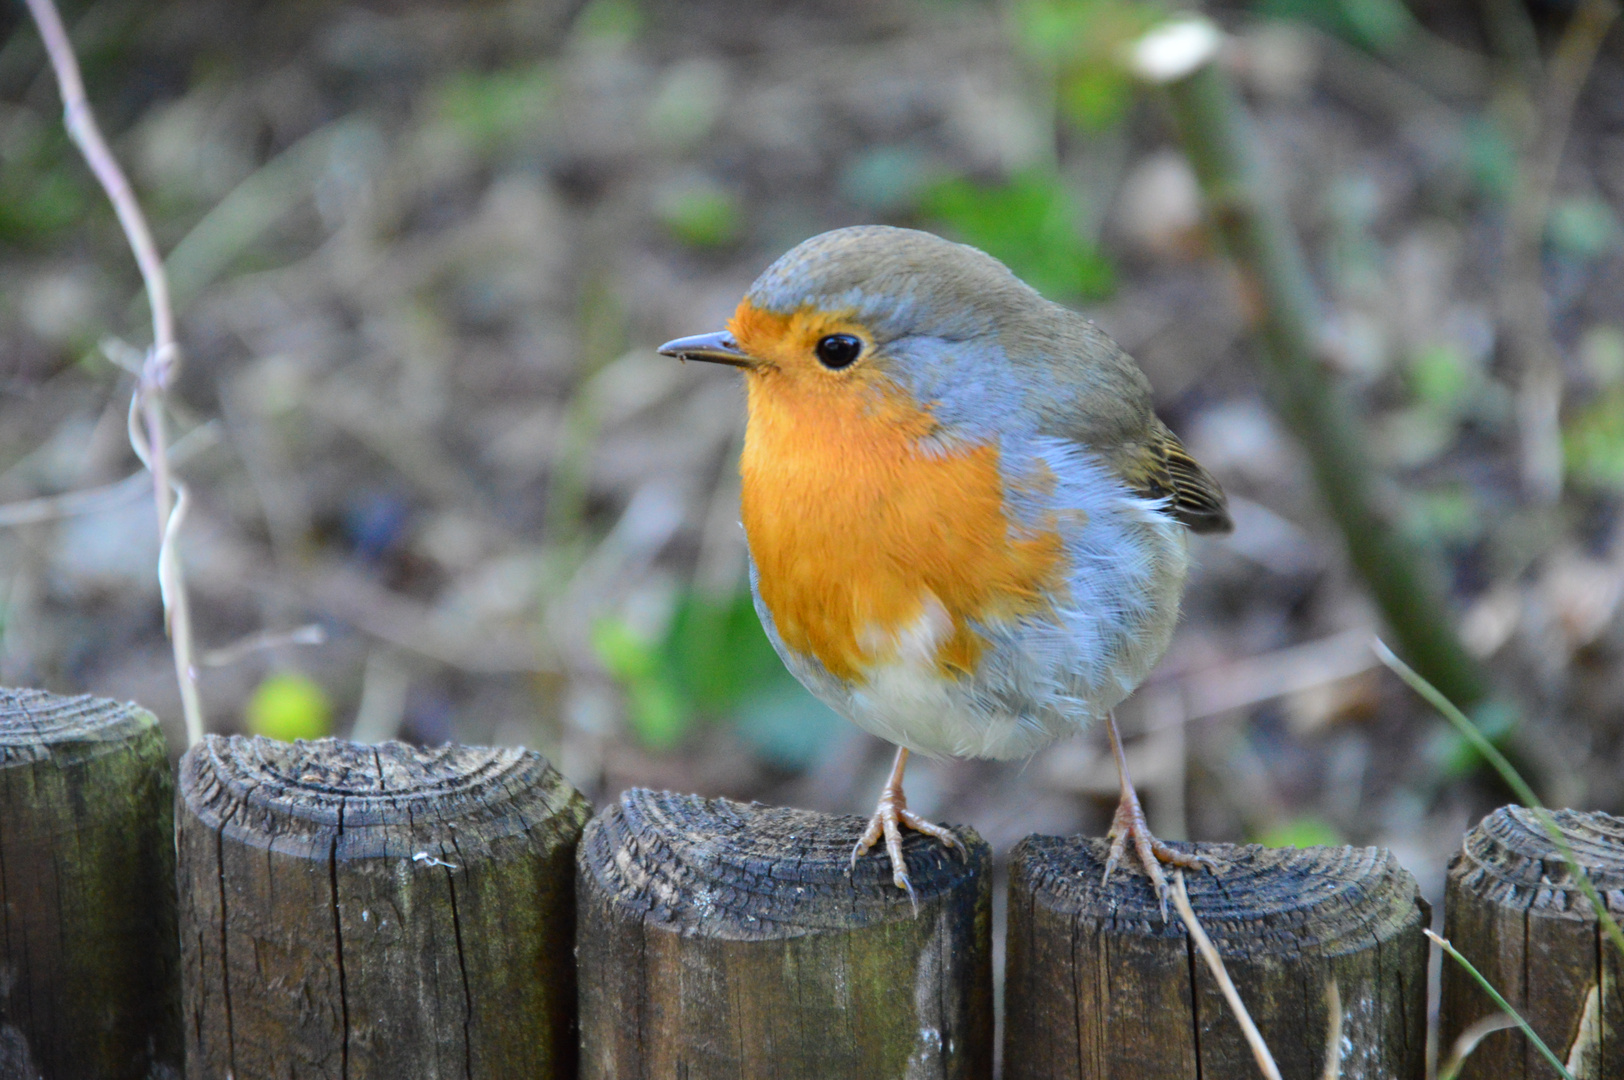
[176,733,591,1079]
[576,788,995,1079]
[0,686,181,1080]
[1004,837,1429,1080]
[1440,806,1624,1080]
[579,787,989,938]
[180,733,590,859]
[0,686,160,764]
[1013,836,1427,951]
[1448,806,1624,921]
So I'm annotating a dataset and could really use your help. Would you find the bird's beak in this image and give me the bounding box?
[657,331,754,368]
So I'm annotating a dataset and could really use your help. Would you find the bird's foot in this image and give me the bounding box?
[1102,784,1214,922]
[850,786,965,910]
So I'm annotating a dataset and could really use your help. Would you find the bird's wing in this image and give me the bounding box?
[1023,315,1232,534]
[1107,421,1233,535]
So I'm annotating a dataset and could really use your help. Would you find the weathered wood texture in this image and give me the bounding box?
[1005,837,1428,1080]
[0,687,181,1080]
[1441,806,1624,1080]
[577,788,993,1080]
[177,734,591,1080]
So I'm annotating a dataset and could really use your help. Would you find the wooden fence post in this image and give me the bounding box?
[1004,837,1428,1080]
[1440,806,1624,1080]
[576,788,994,1080]
[0,687,181,1080]
[176,734,591,1080]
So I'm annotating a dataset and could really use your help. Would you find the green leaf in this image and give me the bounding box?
[1059,66,1135,132]
[665,589,783,709]
[1258,816,1343,848]
[596,586,840,760]
[1013,0,1092,64]
[1337,0,1411,49]
[1255,0,1408,50]
[246,672,332,742]
[1014,0,1159,131]
[592,616,696,749]
[0,130,92,245]
[920,169,1115,300]
[1548,196,1620,261]
[626,678,689,750]
[1401,485,1483,548]
[574,0,643,43]
[591,617,652,679]
[657,183,743,249]
[1564,388,1624,490]
[1408,342,1474,415]
[433,67,553,150]
[1462,116,1517,202]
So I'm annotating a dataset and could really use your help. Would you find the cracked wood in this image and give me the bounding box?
[176,734,590,1079]
[1003,837,1428,1080]
[1441,806,1624,1080]
[0,687,181,1080]
[576,788,994,1079]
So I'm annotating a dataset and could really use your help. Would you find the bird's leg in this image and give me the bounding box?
[850,746,965,906]
[1101,711,1212,920]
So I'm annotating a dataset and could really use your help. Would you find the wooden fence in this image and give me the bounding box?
[2,685,1620,1079]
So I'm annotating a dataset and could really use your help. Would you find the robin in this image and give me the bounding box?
[659,225,1231,916]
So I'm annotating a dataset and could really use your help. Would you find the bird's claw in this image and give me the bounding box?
[851,789,964,913]
[1102,784,1211,923]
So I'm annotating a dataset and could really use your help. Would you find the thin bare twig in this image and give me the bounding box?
[0,421,215,529]
[0,470,151,528]
[1322,980,1344,1080]
[1134,15,1496,717]
[1504,0,1621,503]
[24,0,205,745]
[1437,1014,1519,1080]
[201,625,326,669]
[1170,870,1285,1080]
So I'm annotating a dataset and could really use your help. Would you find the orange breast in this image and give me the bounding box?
[735,318,1066,683]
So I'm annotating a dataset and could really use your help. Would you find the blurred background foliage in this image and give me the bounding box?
[1,0,1623,902]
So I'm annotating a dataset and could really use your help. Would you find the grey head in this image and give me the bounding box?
[745,225,1157,448]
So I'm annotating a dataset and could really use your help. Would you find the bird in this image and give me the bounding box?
[658,225,1231,916]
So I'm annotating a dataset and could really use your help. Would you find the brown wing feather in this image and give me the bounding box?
[1113,423,1232,534]
[1161,429,1232,533]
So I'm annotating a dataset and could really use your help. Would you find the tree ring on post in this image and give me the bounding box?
[178,734,590,1079]
[0,687,180,1080]
[0,687,158,764]
[1451,805,1624,915]
[1005,837,1428,1080]
[577,788,994,1079]
[1442,806,1624,1080]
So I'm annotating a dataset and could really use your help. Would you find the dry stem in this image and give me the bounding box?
[1170,869,1285,1080]
[1322,979,1343,1080]
[1505,0,1622,503]
[1140,16,1496,717]
[24,0,205,745]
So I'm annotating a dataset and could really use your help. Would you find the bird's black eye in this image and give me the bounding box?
[814,334,863,370]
